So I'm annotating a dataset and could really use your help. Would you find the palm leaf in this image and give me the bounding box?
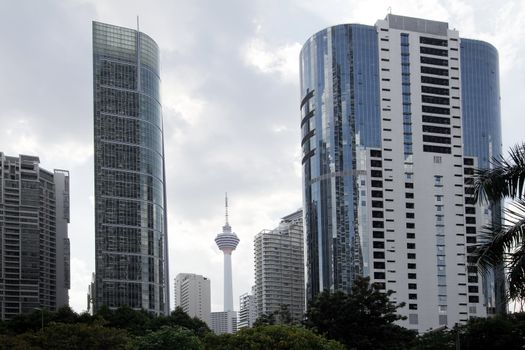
[474,143,525,203]
[473,200,525,274]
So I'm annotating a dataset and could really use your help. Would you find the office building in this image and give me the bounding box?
[238,287,257,329]
[214,194,239,312]
[254,209,304,322]
[0,154,70,320]
[92,21,169,314]
[300,14,502,331]
[174,273,211,327]
[211,310,237,334]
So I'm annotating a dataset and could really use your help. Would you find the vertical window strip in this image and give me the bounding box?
[401,34,413,159]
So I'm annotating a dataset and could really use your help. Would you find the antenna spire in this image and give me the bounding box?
[225,192,229,225]
[136,15,140,32]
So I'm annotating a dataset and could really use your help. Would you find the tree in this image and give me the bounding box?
[134,326,204,350]
[304,276,416,349]
[253,304,294,327]
[203,325,345,350]
[474,143,525,301]
[16,323,132,350]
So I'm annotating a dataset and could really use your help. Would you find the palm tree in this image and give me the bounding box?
[474,143,525,303]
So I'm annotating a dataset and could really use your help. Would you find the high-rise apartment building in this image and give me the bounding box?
[300,14,502,331]
[214,194,239,312]
[238,287,257,329]
[0,154,70,320]
[174,273,211,327]
[92,21,169,314]
[254,210,304,322]
[211,310,237,334]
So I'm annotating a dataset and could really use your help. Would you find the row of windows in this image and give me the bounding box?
[421,76,449,86]
[420,36,448,47]
[421,66,449,76]
[422,95,450,105]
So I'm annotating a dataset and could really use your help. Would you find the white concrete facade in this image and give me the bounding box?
[238,288,257,329]
[356,14,492,332]
[254,210,305,322]
[174,273,211,327]
[211,310,237,334]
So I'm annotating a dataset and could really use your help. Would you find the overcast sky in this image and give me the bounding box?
[0,0,524,313]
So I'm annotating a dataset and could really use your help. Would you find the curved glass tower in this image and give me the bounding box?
[300,24,381,300]
[300,14,503,331]
[93,21,169,314]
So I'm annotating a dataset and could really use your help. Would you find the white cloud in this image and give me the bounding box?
[242,37,301,84]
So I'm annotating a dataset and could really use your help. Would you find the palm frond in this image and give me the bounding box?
[507,244,525,301]
[474,143,525,203]
[473,200,525,275]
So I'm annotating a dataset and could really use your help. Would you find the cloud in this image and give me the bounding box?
[242,38,302,84]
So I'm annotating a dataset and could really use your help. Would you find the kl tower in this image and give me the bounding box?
[215,193,239,311]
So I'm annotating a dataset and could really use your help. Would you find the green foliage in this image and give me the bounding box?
[134,326,203,350]
[473,143,525,301]
[203,325,346,350]
[253,304,295,327]
[10,323,132,350]
[304,276,416,349]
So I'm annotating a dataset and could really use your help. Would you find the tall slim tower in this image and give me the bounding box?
[214,194,239,311]
[92,21,169,314]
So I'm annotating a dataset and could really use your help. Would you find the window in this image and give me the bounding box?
[405,192,414,199]
[405,182,414,188]
[422,94,450,104]
[408,263,416,269]
[406,202,414,209]
[374,251,385,259]
[422,105,450,115]
[407,243,415,249]
[407,253,416,259]
[409,304,418,310]
[422,115,450,124]
[420,46,448,56]
[421,66,449,76]
[406,233,415,239]
[424,125,451,134]
[408,283,417,289]
[373,241,385,249]
[434,156,442,164]
[406,212,415,219]
[434,175,443,186]
[374,272,386,279]
[409,293,417,300]
[374,262,386,269]
[422,85,449,96]
[424,135,451,144]
[422,76,449,86]
[371,160,382,167]
[373,231,385,238]
[424,145,451,154]
[420,56,448,66]
[408,273,417,279]
[406,223,415,229]
[420,36,448,47]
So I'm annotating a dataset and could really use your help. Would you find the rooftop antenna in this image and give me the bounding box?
[225,192,229,225]
[136,15,140,32]
[387,6,392,14]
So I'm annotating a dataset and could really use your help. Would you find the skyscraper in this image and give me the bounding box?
[300,14,502,331]
[214,194,239,312]
[238,288,257,329]
[174,273,211,327]
[0,154,70,320]
[254,209,304,322]
[92,21,169,314]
